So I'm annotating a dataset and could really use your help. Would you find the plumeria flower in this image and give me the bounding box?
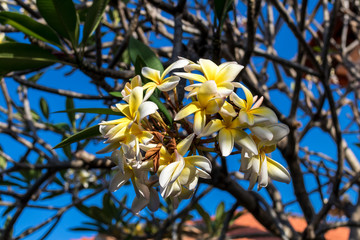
[109,146,159,213]
[174,81,225,135]
[175,58,244,97]
[98,86,157,154]
[141,59,190,100]
[240,124,291,190]
[158,134,212,199]
[121,75,142,102]
[200,113,258,156]
[230,83,277,126]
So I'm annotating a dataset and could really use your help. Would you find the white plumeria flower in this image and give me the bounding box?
[175,58,244,98]
[158,134,212,199]
[240,124,291,190]
[109,146,158,213]
[230,83,278,126]
[199,113,258,157]
[98,86,157,155]
[141,59,190,100]
[174,81,225,135]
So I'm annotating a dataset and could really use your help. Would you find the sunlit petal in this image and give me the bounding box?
[199,119,224,137]
[129,87,144,118]
[157,76,180,91]
[177,133,195,156]
[219,128,234,157]
[138,101,158,121]
[234,129,258,155]
[216,62,244,83]
[161,59,189,79]
[197,80,218,107]
[142,67,161,83]
[174,72,207,83]
[143,85,156,101]
[230,92,246,109]
[217,82,234,97]
[199,58,218,80]
[251,126,274,141]
[186,155,212,173]
[267,157,291,183]
[250,107,278,123]
[193,110,206,135]
[174,102,201,121]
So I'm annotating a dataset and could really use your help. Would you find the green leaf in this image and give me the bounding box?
[214,0,233,27]
[82,0,110,45]
[109,92,123,98]
[0,155,6,169]
[149,96,172,124]
[76,204,112,225]
[0,12,61,47]
[39,97,49,119]
[54,125,100,149]
[55,108,124,116]
[195,203,212,234]
[128,37,163,72]
[36,0,79,47]
[0,43,57,74]
[66,97,75,129]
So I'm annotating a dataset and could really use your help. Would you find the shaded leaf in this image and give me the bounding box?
[0,12,61,47]
[55,108,124,116]
[66,97,75,129]
[195,203,212,234]
[39,97,49,119]
[36,0,79,46]
[149,96,172,124]
[0,43,57,74]
[54,125,100,149]
[82,0,110,45]
[129,37,163,72]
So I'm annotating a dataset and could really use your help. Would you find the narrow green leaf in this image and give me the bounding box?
[0,12,61,47]
[149,96,172,124]
[36,0,79,46]
[66,97,75,128]
[82,0,110,45]
[0,155,6,169]
[39,97,49,119]
[214,0,233,29]
[54,108,124,116]
[70,227,98,232]
[0,43,57,74]
[109,92,123,98]
[53,125,100,149]
[129,37,163,72]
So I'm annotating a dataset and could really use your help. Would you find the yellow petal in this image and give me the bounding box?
[129,87,144,118]
[193,110,206,135]
[199,119,224,137]
[230,92,246,109]
[205,98,224,115]
[177,133,195,156]
[131,75,143,88]
[240,84,253,110]
[199,58,218,80]
[174,102,201,121]
[215,62,243,84]
[141,67,161,84]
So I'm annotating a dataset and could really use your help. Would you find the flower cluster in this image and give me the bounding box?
[99,58,290,213]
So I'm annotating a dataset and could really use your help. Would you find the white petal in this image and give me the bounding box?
[148,187,160,212]
[187,176,198,191]
[131,195,149,214]
[219,128,234,157]
[240,149,253,172]
[193,110,206,135]
[267,157,291,183]
[111,150,125,174]
[251,126,274,141]
[161,59,189,79]
[186,156,212,173]
[258,156,268,189]
[138,101,158,121]
[157,76,180,91]
[234,130,258,155]
[159,157,185,188]
[196,168,211,179]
